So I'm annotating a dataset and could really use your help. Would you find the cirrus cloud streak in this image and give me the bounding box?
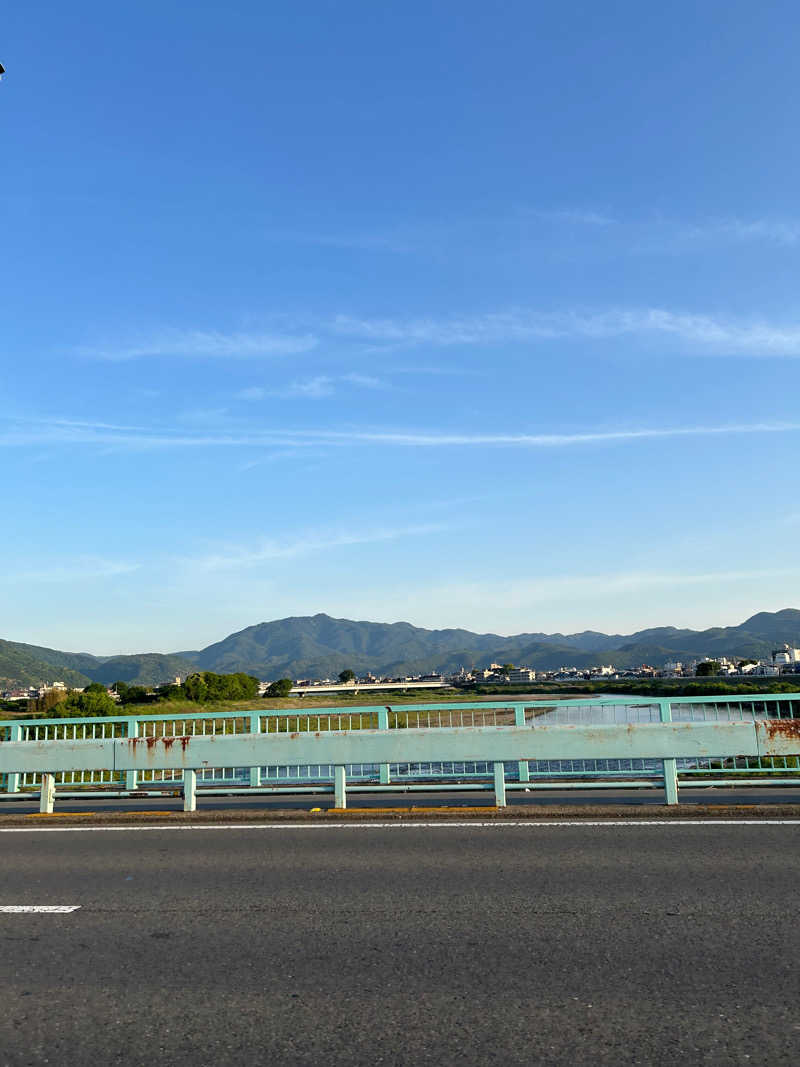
[3,416,800,452]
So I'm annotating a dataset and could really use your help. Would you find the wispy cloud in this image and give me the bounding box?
[342,372,383,388]
[77,329,317,361]
[264,208,800,260]
[523,209,800,249]
[259,376,336,400]
[237,449,306,471]
[307,422,800,447]
[72,304,800,365]
[237,387,269,402]
[331,308,800,356]
[4,416,800,452]
[630,216,800,253]
[186,523,447,571]
[521,207,617,227]
[718,218,800,246]
[236,373,385,401]
[5,558,140,584]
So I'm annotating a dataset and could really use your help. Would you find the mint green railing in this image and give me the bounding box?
[2,693,799,795]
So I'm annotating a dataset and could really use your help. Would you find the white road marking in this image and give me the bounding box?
[0,905,81,912]
[0,820,799,833]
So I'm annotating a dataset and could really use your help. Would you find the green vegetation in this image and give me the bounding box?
[26,689,70,715]
[338,668,356,683]
[0,639,92,689]
[24,683,117,718]
[115,671,260,706]
[695,660,721,676]
[87,652,194,687]
[58,683,117,717]
[114,682,152,705]
[180,672,259,702]
[265,678,293,697]
[0,672,261,721]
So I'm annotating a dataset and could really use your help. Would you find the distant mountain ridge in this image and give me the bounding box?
[2,609,800,689]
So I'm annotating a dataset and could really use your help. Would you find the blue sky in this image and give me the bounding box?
[3,1,800,653]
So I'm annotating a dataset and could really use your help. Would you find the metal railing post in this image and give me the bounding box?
[334,765,347,809]
[125,719,138,791]
[659,699,679,805]
[514,706,530,782]
[8,724,22,793]
[378,707,391,784]
[39,773,56,814]
[183,769,197,812]
[493,761,507,807]
[249,713,261,788]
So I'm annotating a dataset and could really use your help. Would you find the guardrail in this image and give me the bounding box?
[1,694,799,810]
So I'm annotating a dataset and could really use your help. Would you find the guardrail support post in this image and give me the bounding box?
[249,713,261,788]
[125,719,138,792]
[662,759,679,806]
[183,769,197,812]
[493,762,507,807]
[8,724,22,793]
[378,707,391,784]
[334,765,347,809]
[514,706,530,783]
[39,773,55,814]
[659,699,679,805]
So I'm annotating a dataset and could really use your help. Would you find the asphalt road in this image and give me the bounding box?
[2,823,800,1066]
[3,784,800,815]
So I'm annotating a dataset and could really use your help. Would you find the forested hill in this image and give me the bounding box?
[2,609,800,688]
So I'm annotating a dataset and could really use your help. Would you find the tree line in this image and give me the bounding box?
[26,671,263,717]
[21,666,367,718]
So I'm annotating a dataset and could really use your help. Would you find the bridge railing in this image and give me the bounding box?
[2,694,799,800]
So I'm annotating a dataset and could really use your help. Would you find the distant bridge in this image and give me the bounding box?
[288,680,448,695]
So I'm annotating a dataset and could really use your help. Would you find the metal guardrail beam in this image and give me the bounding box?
[4,718,800,811]
[2,721,797,776]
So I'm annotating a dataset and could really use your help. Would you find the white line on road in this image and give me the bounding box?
[0,820,799,833]
[0,905,81,912]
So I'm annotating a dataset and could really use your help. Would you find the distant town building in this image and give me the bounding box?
[508,668,536,683]
[773,645,800,666]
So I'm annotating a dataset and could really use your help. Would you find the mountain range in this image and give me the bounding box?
[2,609,800,689]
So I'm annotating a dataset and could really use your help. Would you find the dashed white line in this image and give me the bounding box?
[0,905,81,912]
[0,820,799,832]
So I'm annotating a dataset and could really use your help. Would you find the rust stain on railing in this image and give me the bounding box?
[127,735,192,758]
[761,719,800,743]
